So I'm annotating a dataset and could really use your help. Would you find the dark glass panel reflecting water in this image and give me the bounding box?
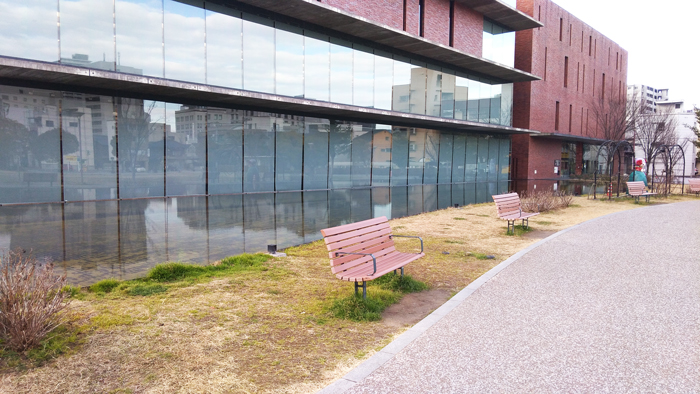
[0,183,509,285]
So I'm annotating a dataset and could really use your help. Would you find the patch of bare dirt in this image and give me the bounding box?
[522,229,557,240]
[382,289,452,328]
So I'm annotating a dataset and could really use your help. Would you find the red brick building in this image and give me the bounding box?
[512,0,628,192]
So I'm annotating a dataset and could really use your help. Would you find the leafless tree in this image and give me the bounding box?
[633,106,681,178]
[589,90,639,142]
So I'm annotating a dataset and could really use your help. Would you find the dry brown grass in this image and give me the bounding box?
[1,194,695,393]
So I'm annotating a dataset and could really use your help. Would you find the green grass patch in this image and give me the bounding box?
[453,217,466,220]
[536,221,553,225]
[1,324,82,370]
[126,284,168,296]
[506,224,534,237]
[470,252,493,260]
[370,272,429,293]
[89,278,122,294]
[146,253,271,282]
[444,240,464,244]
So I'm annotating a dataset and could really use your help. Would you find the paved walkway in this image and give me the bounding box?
[320,201,700,393]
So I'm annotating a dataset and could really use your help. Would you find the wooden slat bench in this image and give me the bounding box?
[626,181,657,202]
[688,178,700,196]
[492,192,539,234]
[321,216,424,299]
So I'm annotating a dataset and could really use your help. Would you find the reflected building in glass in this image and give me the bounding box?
[0,0,543,284]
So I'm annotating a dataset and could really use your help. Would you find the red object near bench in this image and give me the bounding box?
[492,192,539,234]
[321,216,424,299]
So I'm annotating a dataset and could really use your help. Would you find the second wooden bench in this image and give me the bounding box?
[492,192,539,234]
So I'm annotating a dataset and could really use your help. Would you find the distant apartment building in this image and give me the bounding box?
[627,84,669,113]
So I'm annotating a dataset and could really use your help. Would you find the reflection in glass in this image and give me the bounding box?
[164,0,205,83]
[476,136,489,183]
[208,109,243,194]
[452,134,466,183]
[62,93,117,201]
[168,196,208,262]
[409,66,427,115]
[437,184,452,209]
[276,26,304,98]
[452,183,465,207]
[391,187,408,219]
[208,194,245,259]
[408,129,426,185]
[371,125,392,186]
[438,134,453,184]
[467,79,480,122]
[501,84,514,126]
[391,127,409,186]
[465,136,478,182]
[423,184,437,212]
[243,17,275,94]
[392,60,412,113]
[0,86,62,204]
[304,35,330,102]
[423,131,440,184]
[426,69,442,117]
[166,103,205,196]
[479,83,491,123]
[303,118,329,190]
[243,193,275,252]
[330,41,353,105]
[371,187,391,219]
[351,124,372,187]
[118,99,165,198]
[455,77,469,121]
[115,0,163,77]
[490,84,502,125]
[488,137,500,182]
[407,185,423,216]
[329,189,351,226]
[351,189,372,223]
[205,6,242,89]
[303,190,328,243]
[499,138,511,181]
[353,48,374,107]
[464,182,476,205]
[328,120,352,189]
[441,73,456,119]
[374,55,393,110]
[275,192,304,248]
[243,112,275,192]
[0,0,57,62]
[60,0,115,71]
[276,116,304,191]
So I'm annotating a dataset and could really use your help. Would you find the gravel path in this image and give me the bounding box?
[322,201,700,393]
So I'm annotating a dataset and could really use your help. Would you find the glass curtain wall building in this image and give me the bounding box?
[0,0,539,283]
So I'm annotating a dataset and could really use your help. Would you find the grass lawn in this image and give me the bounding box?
[1,193,695,393]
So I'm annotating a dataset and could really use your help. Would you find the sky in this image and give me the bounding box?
[551,0,699,110]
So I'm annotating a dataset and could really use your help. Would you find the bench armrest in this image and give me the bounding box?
[390,235,424,253]
[335,251,377,275]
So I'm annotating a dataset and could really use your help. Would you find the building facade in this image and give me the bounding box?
[0,0,542,283]
[511,0,628,192]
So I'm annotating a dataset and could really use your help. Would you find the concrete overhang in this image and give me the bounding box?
[530,133,608,145]
[216,0,540,84]
[456,0,543,31]
[0,57,539,136]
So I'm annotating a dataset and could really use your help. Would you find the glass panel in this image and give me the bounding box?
[490,84,502,124]
[371,188,391,219]
[464,182,476,205]
[328,189,351,227]
[351,123,372,187]
[205,6,242,89]
[479,83,491,123]
[391,187,408,219]
[351,189,372,223]
[407,185,423,216]
[303,190,328,243]
[242,18,275,94]
[455,77,469,121]
[437,184,451,209]
[501,83,514,126]
[488,137,500,182]
[476,182,490,203]
[166,196,208,263]
[423,130,440,184]
[275,192,304,247]
[465,136,478,182]
[243,112,275,192]
[62,93,117,201]
[407,129,425,185]
[304,36,330,102]
[330,42,353,105]
[452,134,466,183]
[115,0,163,77]
[441,73,456,119]
[164,0,205,83]
[353,48,374,107]
[390,127,409,186]
[425,69,442,117]
[328,120,352,188]
[392,60,412,113]
[243,193,275,252]
[409,66,427,115]
[275,115,303,191]
[118,99,165,198]
[452,183,464,206]
[303,117,329,190]
[467,79,480,122]
[499,138,511,181]
[423,184,437,212]
[438,134,453,183]
[275,27,304,98]
[59,0,115,71]
[208,108,243,194]
[0,86,62,204]
[476,136,488,183]
[166,103,205,196]
[371,124,392,186]
[498,180,509,195]
[374,55,393,110]
[208,195,245,259]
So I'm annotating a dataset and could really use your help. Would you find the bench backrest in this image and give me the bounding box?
[688,178,700,191]
[626,181,646,196]
[492,193,523,218]
[321,216,396,275]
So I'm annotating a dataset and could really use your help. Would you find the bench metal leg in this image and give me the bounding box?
[400,267,404,278]
[355,281,367,299]
[507,220,515,234]
[521,218,529,229]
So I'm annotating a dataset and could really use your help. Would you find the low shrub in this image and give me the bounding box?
[147,262,207,282]
[89,278,121,294]
[521,190,574,213]
[0,249,71,352]
[147,253,271,282]
[330,290,401,322]
[371,272,428,293]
